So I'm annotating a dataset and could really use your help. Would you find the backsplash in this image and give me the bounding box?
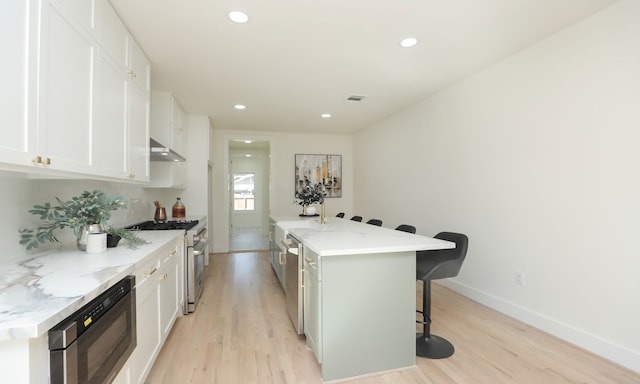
[0,171,175,263]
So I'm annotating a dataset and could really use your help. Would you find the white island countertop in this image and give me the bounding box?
[0,231,184,342]
[282,217,454,256]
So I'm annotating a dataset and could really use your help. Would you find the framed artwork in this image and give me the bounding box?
[295,154,342,198]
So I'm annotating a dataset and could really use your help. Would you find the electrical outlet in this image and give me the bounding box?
[514,271,525,286]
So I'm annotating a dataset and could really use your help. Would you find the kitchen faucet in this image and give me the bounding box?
[321,203,327,224]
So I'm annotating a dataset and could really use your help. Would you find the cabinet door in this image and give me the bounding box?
[134,272,161,384]
[303,267,321,362]
[148,161,186,188]
[111,357,133,384]
[55,0,96,34]
[128,81,150,182]
[97,0,127,67]
[129,38,150,94]
[0,1,31,165]
[38,1,95,172]
[159,249,180,338]
[93,50,128,178]
[171,98,186,156]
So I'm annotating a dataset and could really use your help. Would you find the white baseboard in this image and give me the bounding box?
[438,279,640,374]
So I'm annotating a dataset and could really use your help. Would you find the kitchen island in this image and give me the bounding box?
[275,216,454,382]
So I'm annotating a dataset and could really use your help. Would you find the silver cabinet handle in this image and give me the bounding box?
[279,251,285,265]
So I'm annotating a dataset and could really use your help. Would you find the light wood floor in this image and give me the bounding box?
[146,251,639,383]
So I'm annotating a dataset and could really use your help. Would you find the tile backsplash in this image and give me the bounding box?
[0,170,174,263]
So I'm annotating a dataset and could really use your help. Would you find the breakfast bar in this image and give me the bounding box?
[275,217,454,381]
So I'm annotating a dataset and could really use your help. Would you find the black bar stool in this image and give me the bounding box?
[416,232,468,359]
[366,219,382,226]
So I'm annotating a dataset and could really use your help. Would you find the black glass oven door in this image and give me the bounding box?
[56,289,137,384]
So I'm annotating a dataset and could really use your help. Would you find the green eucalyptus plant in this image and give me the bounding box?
[19,190,128,250]
[105,226,149,249]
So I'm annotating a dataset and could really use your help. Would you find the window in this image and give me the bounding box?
[233,172,255,211]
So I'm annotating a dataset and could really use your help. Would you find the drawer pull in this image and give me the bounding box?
[145,267,157,277]
[159,273,168,281]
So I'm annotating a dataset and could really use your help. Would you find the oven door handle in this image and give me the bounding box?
[192,240,208,255]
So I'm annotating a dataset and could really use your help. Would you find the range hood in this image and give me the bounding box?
[149,138,186,162]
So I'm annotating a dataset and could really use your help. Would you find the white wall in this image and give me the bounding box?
[353,0,640,372]
[211,130,353,253]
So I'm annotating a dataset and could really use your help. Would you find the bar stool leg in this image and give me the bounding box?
[416,279,455,359]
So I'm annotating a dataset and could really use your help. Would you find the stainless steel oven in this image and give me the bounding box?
[187,225,208,313]
[49,276,136,384]
[124,219,208,314]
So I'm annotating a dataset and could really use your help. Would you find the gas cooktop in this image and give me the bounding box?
[125,220,199,231]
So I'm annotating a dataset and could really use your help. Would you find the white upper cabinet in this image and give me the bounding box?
[129,38,151,94]
[128,78,151,182]
[93,47,128,178]
[55,0,96,34]
[97,0,128,66]
[151,92,187,158]
[0,0,32,165]
[148,162,186,189]
[36,0,96,173]
[98,2,150,95]
[94,0,150,182]
[0,0,151,182]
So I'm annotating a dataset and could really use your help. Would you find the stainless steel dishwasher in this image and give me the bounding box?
[282,235,304,334]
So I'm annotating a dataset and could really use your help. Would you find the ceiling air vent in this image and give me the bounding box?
[346,95,366,102]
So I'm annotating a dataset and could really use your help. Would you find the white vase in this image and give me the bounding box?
[306,206,316,215]
[77,224,104,251]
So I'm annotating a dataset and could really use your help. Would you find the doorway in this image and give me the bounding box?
[228,140,270,251]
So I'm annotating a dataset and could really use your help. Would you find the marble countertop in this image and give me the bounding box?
[0,230,184,342]
[280,217,455,256]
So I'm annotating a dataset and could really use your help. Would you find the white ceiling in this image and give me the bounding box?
[109,0,616,134]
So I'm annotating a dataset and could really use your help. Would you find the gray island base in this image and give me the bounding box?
[281,217,454,381]
[317,250,416,381]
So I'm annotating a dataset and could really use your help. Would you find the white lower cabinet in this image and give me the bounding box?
[132,257,161,384]
[159,243,181,338]
[303,248,321,362]
[131,238,183,384]
[111,358,133,384]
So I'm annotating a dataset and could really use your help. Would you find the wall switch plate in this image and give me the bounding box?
[514,271,525,286]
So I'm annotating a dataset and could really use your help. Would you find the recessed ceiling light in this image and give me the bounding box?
[245,154,252,157]
[244,140,253,144]
[234,104,246,110]
[400,37,418,48]
[321,113,331,118]
[229,10,249,23]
